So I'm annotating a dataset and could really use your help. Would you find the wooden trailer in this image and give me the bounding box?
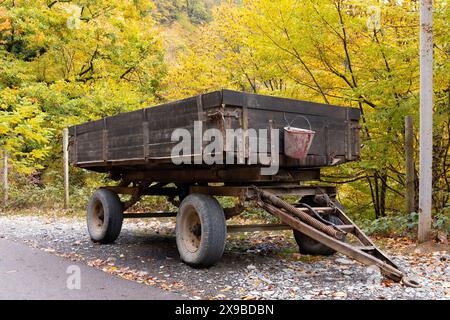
[68,90,418,286]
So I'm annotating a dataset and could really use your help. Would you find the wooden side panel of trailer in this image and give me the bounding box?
[219,90,360,167]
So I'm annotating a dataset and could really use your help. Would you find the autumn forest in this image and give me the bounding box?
[0,0,448,236]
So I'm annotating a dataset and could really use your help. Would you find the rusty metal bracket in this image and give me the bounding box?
[252,186,420,286]
[122,186,143,211]
[254,187,345,240]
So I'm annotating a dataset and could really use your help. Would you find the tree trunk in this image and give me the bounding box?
[380,171,388,217]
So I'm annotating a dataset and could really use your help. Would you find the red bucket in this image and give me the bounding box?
[283,115,315,159]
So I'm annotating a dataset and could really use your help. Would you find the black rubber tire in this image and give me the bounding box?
[87,188,123,244]
[293,197,345,256]
[176,193,227,267]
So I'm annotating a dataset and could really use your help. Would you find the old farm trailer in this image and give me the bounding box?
[69,90,418,286]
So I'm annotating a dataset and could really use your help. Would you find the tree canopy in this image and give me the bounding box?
[0,0,165,173]
[162,0,449,219]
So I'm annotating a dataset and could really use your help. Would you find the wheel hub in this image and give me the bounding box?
[181,206,202,253]
[92,201,105,232]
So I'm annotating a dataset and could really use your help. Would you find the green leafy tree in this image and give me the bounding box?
[0,0,165,175]
[163,0,449,221]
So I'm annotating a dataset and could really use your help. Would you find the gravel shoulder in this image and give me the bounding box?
[0,213,448,300]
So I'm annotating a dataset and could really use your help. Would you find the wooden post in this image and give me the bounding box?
[3,146,7,206]
[405,116,415,214]
[63,128,69,210]
[418,0,433,243]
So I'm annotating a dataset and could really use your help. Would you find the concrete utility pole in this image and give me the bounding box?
[405,116,415,215]
[63,128,69,210]
[418,0,433,243]
[3,146,7,206]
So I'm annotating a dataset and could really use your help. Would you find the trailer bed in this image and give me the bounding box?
[69,90,360,182]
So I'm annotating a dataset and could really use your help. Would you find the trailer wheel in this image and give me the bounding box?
[176,193,226,267]
[87,188,123,244]
[293,197,345,256]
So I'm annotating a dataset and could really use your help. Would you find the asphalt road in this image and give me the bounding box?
[0,238,181,300]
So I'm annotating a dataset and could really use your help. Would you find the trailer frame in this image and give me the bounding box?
[70,90,419,287]
[97,181,419,287]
